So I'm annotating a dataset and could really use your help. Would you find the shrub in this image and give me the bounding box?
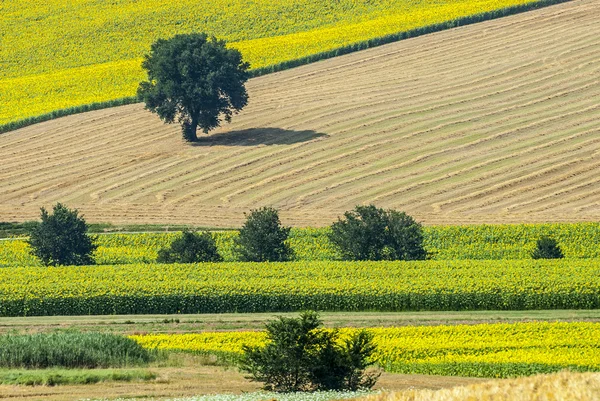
[0,332,153,369]
[532,236,564,259]
[234,207,293,262]
[240,311,378,392]
[328,205,426,261]
[27,203,97,266]
[156,230,222,263]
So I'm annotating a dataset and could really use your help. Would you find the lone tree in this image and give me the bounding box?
[28,203,97,266]
[138,33,250,142]
[234,207,292,262]
[329,205,426,261]
[240,311,379,392]
[156,230,222,263]
[531,236,564,259]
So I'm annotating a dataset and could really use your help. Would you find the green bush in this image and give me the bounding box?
[234,207,293,262]
[28,203,97,266]
[157,230,222,263]
[329,205,426,261]
[0,332,153,369]
[532,236,564,259]
[240,311,378,392]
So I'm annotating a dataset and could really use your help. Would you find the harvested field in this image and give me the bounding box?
[363,371,600,401]
[1,0,598,227]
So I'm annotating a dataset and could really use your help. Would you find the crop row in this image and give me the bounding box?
[2,0,558,127]
[131,322,600,378]
[3,222,600,267]
[1,259,599,316]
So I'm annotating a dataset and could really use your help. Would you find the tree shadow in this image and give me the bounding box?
[191,127,329,147]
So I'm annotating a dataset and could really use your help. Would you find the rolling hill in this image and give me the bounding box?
[0,0,598,227]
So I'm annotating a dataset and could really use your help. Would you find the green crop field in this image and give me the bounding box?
[1,259,599,316]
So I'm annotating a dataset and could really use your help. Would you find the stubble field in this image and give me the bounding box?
[1,0,598,227]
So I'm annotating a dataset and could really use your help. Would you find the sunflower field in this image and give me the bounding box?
[131,322,600,378]
[1,259,599,316]
[1,0,565,129]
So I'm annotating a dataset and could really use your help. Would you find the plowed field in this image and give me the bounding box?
[0,0,598,227]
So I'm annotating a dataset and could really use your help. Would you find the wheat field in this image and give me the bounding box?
[0,0,598,227]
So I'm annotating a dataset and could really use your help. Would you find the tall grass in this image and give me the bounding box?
[0,332,153,368]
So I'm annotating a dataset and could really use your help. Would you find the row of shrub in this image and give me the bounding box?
[11,204,573,267]
[1,259,598,316]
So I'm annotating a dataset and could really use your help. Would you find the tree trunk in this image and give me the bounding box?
[183,115,198,142]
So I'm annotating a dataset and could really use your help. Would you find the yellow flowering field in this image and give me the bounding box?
[1,259,599,316]
[1,0,555,127]
[131,322,600,378]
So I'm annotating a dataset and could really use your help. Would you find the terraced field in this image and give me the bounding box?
[1,0,598,227]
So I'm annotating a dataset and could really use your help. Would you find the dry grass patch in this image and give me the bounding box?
[364,371,600,401]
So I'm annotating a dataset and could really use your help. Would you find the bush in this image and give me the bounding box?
[328,205,426,261]
[240,311,378,392]
[234,207,293,262]
[0,332,153,369]
[27,203,97,266]
[156,230,222,263]
[531,236,564,259]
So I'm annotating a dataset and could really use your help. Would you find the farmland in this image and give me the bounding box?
[1,0,599,399]
[1,0,598,227]
[131,322,600,377]
[1,259,599,316]
[1,0,557,128]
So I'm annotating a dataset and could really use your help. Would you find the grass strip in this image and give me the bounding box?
[0,368,156,386]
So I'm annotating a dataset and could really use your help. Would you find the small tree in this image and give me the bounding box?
[28,203,97,266]
[157,230,222,263]
[531,236,564,259]
[234,207,292,262]
[138,33,250,142]
[328,205,426,261]
[240,311,378,392]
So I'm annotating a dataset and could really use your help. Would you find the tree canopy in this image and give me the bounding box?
[240,311,379,392]
[328,204,426,261]
[234,207,293,262]
[28,203,97,266]
[138,33,250,142]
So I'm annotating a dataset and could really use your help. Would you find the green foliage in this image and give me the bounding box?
[329,205,425,261]
[532,236,564,259]
[240,312,377,392]
[27,203,97,266]
[0,332,153,369]
[138,33,250,141]
[156,231,222,263]
[234,207,293,262]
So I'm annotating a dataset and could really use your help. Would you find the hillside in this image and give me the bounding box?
[0,0,598,227]
[0,0,541,127]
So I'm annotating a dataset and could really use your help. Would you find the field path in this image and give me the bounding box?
[1,0,598,227]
